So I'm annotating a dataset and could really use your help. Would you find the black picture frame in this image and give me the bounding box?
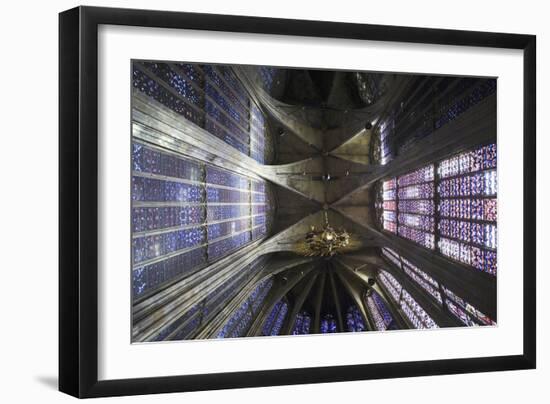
[59,5,536,398]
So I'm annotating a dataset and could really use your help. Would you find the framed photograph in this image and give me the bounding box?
[59,6,536,398]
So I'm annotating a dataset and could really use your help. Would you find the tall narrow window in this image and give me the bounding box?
[377,270,438,329]
[262,300,289,336]
[365,291,395,331]
[217,277,274,338]
[380,178,397,233]
[291,311,312,335]
[133,62,273,164]
[345,305,366,332]
[397,164,435,249]
[437,143,497,275]
[131,142,273,299]
[380,247,495,326]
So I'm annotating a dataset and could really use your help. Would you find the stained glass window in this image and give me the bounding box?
[217,277,274,338]
[262,300,289,336]
[377,270,438,329]
[365,291,395,331]
[133,62,273,164]
[437,143,497,275]
[320,314,338,333]
[379,178,397,233]
[132,142,273,299]
[345,305,366,332]
[379,247,495,326]
[377,143,497,276]
[397,164,435,249]
[292,311,312,335]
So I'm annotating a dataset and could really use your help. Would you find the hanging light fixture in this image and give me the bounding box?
[295,211,357,257]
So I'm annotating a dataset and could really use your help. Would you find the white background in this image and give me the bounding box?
[0,0,547,402]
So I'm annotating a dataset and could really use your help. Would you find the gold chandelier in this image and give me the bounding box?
[295,212,356,257]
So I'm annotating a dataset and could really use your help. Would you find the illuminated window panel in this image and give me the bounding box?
[206,166,249,189]
[345,306,366,332]
[442,286,496,326]
[292,312,312,335]
[132,206,205,232]
[206,187,250,203]
[205,100,249,144]
[434,80,496,130]
[398,183,434,199]
[397,165,434,187]
[251,225,268,241]
[437,143,497,275]
[207,231,251,261]
[175,63,204,85]
[262,301,289,336]
[141,62,203,106]
[400,290,439,329]
[205,82,248,125]
[366,292,394,331]
[438,170,497,197]
[204,118,249,155]
[380,178,397,234]
[397,213,434,232]
[133,66,203,126]
[218,66,249,103]
[398,199,434,215]
[377,270,438,329]
[132,247,207,298]
[382,247,402,269]
[207,219,249,240]
[259,66,277,91]
[207,205,250,221]
[320,314,338,333]
[217,277,273,338]
[401,257,442,304]
[438,144,497,179]
[131,177,203,203]
[378,270,402,303]
[397,226,435,249]
[150,304,201,341]
[132,227,206,264]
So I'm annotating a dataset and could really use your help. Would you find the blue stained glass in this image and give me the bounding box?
[133,66,203,126]
[207,219,249,240]
[205,100,249,143]
[175,63,204,85]
[207,231,251,261]
[132,247,207,298]
[207,187,249,203]
[345,306,366,332]
[205,82,247,124]
[141,62,203,106]
[207,205,250,221]
[366,292,394,331]
[398,183,434,199]
[251,225,267,240]
[398,225,435,249]
[206,166,249,189]
[398,200,434,215]
[262,301,289,336]
[132,206,204,232]
[320,314,337,333]
[132,177,203,202]
[292,312,312,335]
